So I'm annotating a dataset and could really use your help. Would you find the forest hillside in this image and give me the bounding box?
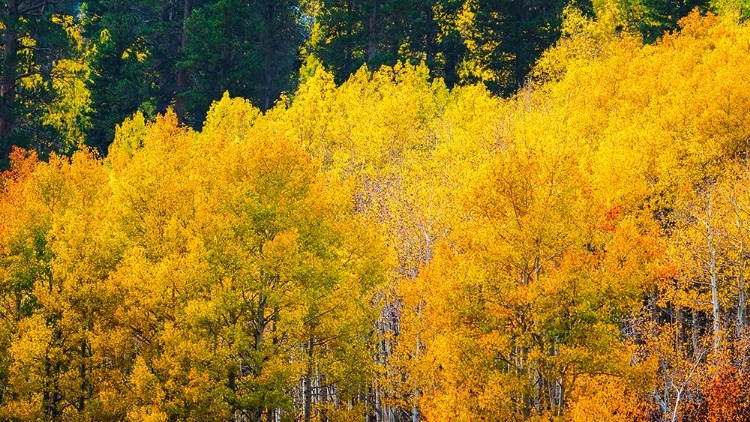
[3,1,750,421]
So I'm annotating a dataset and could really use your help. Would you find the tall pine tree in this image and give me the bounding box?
[0,0,78,163]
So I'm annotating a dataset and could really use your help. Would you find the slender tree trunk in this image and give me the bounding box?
[366,0,379,61]
[263,68,272,111]
[691,309,699,355]
[45,359,58,420]
[304,336,314,422]
[254,291,267,420]
[736,214,746,337]
[411,303,422,422]
[78,315,94,413]
[260,2,276,110]
[174,0,191,124]
[676,305,685,348]
[344,0,353,76]
[228,367,236,422]
[1,0,19,141]
[521,346,531,419]
[250,281,267,422]
[424,5,435,67]
[739,256,746,336]
[515,13,524,90]
[558,379,565,417]
[706,196,721,352]
[255,293,266,354]
[79,338,87,411]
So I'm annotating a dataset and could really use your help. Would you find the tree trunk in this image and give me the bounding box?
[45,359,61,421]
[737,215,746,337]
[174,0,191,124]
[411,300,423,422]
[260,2,276,110]
[304,336,314,422]
[366,0,379,61]
[263,67,272,111]
[249,285,267,422]
[1,0,19,141]
[78,338,87,411]
[692,309,699,356]
[424,5,435,68]
[227,369,235,421]
[344,0,353,77]
[706,196,721,353]
[739,256,746,336]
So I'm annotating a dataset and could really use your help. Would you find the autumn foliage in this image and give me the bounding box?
[4,5,750,422]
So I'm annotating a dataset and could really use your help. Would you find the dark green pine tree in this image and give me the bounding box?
[310,0,592,94]
[311,0,426,84]
[468,0,591,96]
[84,0,191,154]
[307,0,374,84]
[638,0,711,42]
[311,0,466,86]
[383,0,466,88]
[1,0,78,164]
[85,0,304,149]
[182,0,304,123]
[428,0,467,88]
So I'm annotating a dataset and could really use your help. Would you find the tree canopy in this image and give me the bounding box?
[4,1,750,421]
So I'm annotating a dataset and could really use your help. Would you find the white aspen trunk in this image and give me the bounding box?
[706,195,721,352]
[736,210,746,337]
[412,300,423,422]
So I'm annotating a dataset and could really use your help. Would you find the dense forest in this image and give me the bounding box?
[4,0,750,421]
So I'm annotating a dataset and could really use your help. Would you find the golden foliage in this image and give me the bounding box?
[4,9,750,421]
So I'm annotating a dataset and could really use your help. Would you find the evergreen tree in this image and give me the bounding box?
[83,0,188,153]
[310,0,591,95]
[0,0,79,164]
[182,0,303,122]
[85,0,304,151]
[310,0,462,85]
[464,0,590,95]
[640,0,711,41]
